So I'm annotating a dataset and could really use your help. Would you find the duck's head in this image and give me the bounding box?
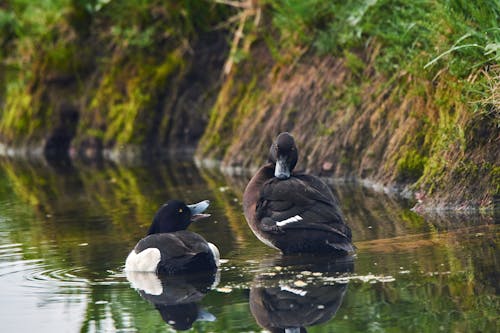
[147,200,210,235]
[268,132,298,180]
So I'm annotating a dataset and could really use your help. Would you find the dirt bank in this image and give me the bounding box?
[197,39,499,211]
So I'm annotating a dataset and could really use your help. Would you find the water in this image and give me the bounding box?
[0,158,497,332]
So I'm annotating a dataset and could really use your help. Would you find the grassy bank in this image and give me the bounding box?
[0,0,498,209]
[0,0,231,155]
[197,0,499,209]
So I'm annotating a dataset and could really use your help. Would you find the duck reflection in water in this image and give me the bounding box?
[126,270,219,331]
[250,255,354,333]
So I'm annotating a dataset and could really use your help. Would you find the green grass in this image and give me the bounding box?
[265,0,500,77]
[0,0,498,206]
[0,0,232,143]
[262,0,499,104]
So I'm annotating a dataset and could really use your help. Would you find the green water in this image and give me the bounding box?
[0,158,497,332]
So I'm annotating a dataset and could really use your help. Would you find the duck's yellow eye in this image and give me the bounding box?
[178,208,183,213]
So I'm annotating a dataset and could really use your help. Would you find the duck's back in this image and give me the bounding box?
[259,174,343,220]
[255,173,354,253]
[127,231,218,274]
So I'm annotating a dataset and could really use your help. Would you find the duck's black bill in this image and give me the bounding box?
[274,157,291,180]
[188,200,211,221]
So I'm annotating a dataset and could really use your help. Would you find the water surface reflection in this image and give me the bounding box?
[250,255,354,333]
[126,271,219,330]
[0,158,497,332]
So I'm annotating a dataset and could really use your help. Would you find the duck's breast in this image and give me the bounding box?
[243,164,275,227]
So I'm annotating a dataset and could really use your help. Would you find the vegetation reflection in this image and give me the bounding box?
[0,158,497,332]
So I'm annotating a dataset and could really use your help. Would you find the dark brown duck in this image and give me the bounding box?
[243,132,355,254]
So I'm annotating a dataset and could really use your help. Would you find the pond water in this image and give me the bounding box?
[0,157,497,332]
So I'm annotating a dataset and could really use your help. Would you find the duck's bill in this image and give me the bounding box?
[191,213,211,221]
[274,156,291,180]
[188,200,210,221]
[284,328,301,333]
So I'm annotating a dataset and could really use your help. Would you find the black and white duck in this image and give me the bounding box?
[125,200,219,274]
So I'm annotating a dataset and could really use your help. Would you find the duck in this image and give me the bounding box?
[243,132,354,255]
[125,199,220,275]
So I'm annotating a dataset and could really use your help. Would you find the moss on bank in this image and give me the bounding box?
[0,0,231,154]
[196,0,500,209]
[0,0,498,209]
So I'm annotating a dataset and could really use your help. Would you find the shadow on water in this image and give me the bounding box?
[0,157,497,332]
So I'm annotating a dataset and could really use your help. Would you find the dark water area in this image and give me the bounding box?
[0,157,497,332]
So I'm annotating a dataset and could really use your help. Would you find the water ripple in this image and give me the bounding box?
[0,242,23,250]
[0,242,23,257]
[0,243,128,293]
[89,269,129,287]
[23,266,89,289]
[0,259,44,277]
[0,242,90,293]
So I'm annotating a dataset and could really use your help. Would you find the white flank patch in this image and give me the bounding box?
[125,271,163,296]
[208,242,221,267]
[276,215,303,227]
[280,284,307,296]
[124,248,161,272]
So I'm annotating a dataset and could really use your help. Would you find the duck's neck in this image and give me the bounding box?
[147,219,179,235]
[243,163,274,219]
[147,222,159,235]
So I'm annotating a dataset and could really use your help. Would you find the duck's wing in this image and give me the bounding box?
[260,175,339,207]
[135,232,215,274]
[256,176,351,240]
